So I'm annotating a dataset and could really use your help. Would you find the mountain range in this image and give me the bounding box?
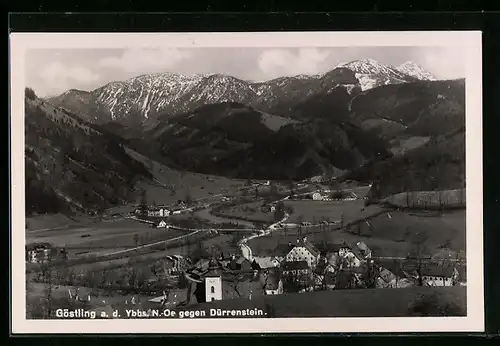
[47,59,436,126]
[27,58,465,215]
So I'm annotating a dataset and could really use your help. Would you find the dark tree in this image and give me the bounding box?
[409,230,430,286]
[139,190,148,214]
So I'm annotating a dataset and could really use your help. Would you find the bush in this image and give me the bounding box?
[407,292,465,316]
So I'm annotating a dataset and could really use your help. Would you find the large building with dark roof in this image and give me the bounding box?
[284,237,320,269]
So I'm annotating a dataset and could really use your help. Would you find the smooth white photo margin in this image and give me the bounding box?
[10,31,484,334]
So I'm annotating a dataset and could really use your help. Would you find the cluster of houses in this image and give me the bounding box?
[135,200,190,218]
[174,234,465,305]
[25,243,67,263]
[132,200,197,228]
[289,190,361,202]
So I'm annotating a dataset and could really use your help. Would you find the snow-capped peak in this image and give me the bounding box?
[396,61,436,81]
[336,59,398,76]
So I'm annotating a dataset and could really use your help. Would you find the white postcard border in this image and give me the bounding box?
[10,31,483,334]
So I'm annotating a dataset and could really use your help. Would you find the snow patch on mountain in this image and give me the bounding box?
[337,59,405,79]
[396,61,436,81]
[52,58,439,124]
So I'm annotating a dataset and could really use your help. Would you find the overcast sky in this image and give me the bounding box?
[25,47,465,98]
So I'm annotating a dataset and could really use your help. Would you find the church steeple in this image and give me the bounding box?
[206,258,222,277]
[204,258,222,302]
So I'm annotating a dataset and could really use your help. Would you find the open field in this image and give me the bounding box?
[344,209,466,252]
[247,207,465,258]
[190,286,466,317]
[284,199,386,224]
[26,230,217,275]
[215,201,275,224]
[383,189,466,209]
[26,218,188,256]
[194,208,257,229]
[26,213,87,231]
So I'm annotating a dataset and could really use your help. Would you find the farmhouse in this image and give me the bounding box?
[311,192,323,201]
[162,255,191,275]
[285,237,321,269]
[261,202,277,213]
[148,207,171,217]
[338,245,363,268]
[156,220,169,228]
[25,243,67,263]
[316,242,365,268]
[228,256,253,271]
[419,265,457,287]
[252,257,280,270]
[176,201,188,209]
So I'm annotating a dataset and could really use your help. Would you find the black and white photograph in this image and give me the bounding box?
[10,31,483,334]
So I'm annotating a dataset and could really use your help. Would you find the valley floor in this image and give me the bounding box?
[24,148,466,320]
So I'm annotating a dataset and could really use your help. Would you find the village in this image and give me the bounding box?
[25,176,467,319]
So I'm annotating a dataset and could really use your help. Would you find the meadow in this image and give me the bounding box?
[247,208,465,258]
[26,218,190,258]
[190,286,466,317]
[344,209,466,252]
[215,201,275,224]
[284,199,386,224]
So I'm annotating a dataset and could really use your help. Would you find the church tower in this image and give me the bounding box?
[205,259,222,302]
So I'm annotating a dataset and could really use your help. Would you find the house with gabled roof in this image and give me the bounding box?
[252,257,279,271]
[228,256,252,271]
[419,264,457,287]
[156,220,169,228]
[316,242,364,268]
[26,243,67,263]
[285,237,320,269]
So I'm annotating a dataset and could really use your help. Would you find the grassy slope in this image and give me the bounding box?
[189,286,466,317]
